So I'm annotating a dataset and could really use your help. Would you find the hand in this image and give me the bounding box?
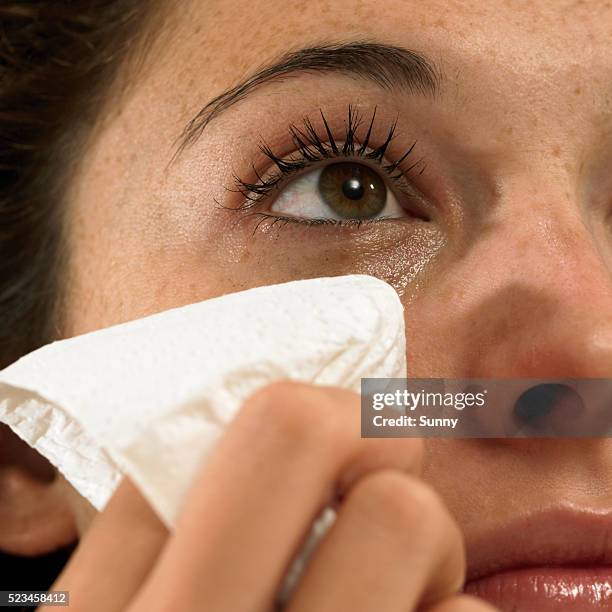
[41,382,497,611]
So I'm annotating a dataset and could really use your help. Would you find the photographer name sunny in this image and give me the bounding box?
[372,415,460,429]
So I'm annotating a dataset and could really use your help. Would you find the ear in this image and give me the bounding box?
[0,424,78,556]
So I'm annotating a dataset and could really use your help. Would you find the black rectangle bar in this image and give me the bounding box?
[361,378,612,438]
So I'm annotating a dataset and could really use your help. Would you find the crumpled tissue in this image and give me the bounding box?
[0,274,406,602]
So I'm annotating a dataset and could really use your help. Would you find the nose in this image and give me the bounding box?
[414,188,612,493]
[455,200,612,378]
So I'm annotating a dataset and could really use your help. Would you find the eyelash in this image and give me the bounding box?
[223,106,425,229]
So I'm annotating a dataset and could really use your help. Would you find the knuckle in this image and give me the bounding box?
[347,470,448,538]
[371,436,425,472]
[244,380,303,409]
[241,381,350,446]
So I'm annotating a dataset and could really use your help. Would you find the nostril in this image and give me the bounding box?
[513,383,585,435]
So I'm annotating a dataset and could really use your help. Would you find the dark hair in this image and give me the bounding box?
[0,1,161,368]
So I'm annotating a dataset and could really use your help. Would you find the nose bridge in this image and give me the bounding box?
[456,193,612,377]
[494,187,612,303]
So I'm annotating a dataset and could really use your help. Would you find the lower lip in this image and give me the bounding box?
[464,567,612,611]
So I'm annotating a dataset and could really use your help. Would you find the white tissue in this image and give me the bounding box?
[0,274,405,600]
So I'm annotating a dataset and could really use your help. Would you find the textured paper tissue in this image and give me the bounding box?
[0,274,405,519]
[0,274,406,601]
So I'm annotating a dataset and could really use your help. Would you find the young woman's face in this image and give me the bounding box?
[62,0,612,603]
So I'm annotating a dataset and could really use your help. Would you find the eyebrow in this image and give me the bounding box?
[172,41,443,160]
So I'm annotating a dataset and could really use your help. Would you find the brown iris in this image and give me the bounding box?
[318,162,387,219]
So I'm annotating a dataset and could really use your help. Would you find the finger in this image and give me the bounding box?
[286,470,465,612]
[129,381,424,612]
[424,593,500,611]
[43,478,168,612]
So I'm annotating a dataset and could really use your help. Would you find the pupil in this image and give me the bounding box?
[342,177,364,200]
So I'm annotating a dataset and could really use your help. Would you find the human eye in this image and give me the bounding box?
[225,106,431,231]
[269,160,406,222]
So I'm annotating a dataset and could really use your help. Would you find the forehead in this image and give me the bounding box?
[171,0,612,86]
[143,0,612,153]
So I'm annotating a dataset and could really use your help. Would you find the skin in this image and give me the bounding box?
[2,0,612,609]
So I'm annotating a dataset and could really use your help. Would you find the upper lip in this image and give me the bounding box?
[465,504,612,582]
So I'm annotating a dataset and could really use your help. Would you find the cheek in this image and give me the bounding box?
[64,200,446,336]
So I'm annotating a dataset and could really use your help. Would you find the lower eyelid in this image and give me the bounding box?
[241,211,402,233]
